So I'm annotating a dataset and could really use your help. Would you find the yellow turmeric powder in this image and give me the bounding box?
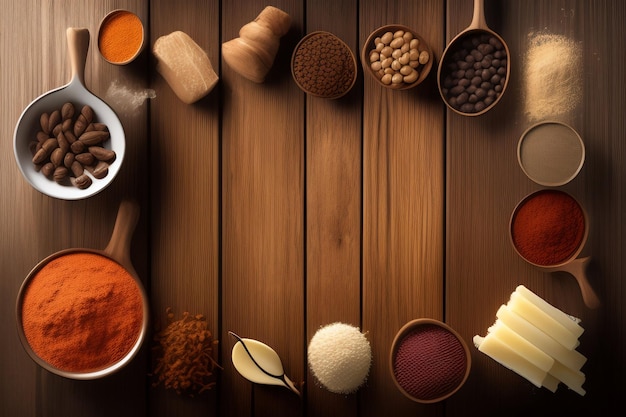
[98,10,144,63]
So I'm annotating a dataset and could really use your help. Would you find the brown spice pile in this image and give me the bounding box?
[151,308,219,395]
[292,32,356,98]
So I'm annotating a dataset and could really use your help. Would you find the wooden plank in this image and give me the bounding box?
[446,0,626,415]
[220,1,305,416]
[359,0,445,415]
[303,1,362,416]
[0,1,150,416]
[148,0,221,416]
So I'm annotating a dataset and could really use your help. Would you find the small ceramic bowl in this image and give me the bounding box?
[291,31,357,99]
[361,24,433,90]
[97,9,145,65]
[390,318,471,403]
[517,121,585,187]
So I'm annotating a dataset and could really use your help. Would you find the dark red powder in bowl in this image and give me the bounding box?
[392,323,468,402]
[511,190,585,266]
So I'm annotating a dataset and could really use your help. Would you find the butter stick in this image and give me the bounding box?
[508,291,579,350]
[153,31,219,104]
[474,334,547,388]
[515,285,584,338]
[496,305,587,371]
[487,321,554,372]
[549,360,586,396]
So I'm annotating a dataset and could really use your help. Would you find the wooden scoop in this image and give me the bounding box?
[437,0,511,115]
[510,191,600,309]
[15,200,148,379]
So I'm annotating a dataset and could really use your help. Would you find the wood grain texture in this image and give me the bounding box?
[2,1,626,417]
[359,0,445,415]
[303,1,362,415]
[149,0,220,415]
[220,1,305,416]
[446,1,626,415]
[1,1,149,417]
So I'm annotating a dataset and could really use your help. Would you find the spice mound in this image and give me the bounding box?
[511,190,585,266]
[292,31,357,99]
[20,252,144,373]
[98,10,144,64]
[392,323,469,402]
[440,32,508,114]
[151,308,220,396]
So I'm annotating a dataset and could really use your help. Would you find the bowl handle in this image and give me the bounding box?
[548,256,600,309]
[66,27,90,86]
[104,200,140,271]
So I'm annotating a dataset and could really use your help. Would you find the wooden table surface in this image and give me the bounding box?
[2,1,624,416]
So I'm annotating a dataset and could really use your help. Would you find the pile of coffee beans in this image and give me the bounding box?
[292,32,356,99]
[439,32,508,114]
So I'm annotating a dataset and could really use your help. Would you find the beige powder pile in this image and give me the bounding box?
[524,33,582,121]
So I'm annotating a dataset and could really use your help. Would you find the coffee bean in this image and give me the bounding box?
[440,32,508,113]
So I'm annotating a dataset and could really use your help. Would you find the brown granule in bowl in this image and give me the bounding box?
[292,31,356,99]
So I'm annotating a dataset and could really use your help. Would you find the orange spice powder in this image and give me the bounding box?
[98,10,144,63]
[21,252,144,373]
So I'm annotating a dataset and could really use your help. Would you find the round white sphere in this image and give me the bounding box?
[308,322,372,394]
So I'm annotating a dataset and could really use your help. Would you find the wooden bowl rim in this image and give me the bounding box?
[361,24,434,90]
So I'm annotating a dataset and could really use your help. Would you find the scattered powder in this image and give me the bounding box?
[105,80,156,115]
[523,33,582,121]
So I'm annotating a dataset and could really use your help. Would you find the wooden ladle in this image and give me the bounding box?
[437,0,511,116]
[510,190,600,309]
[16,200,149,379]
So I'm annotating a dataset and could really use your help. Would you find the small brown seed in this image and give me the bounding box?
[65,130,77,144]
[40,113,50,134]
[70,160,84,177]
[50,148,66,167]
[57,131,70,153]
[32,138,58,164]
[64,152,75,169]
[52,123,63,137]
[75,152,95,166]
[61,102,75,120]
[47,110,61,134]
[89,161,109,179]
[36,131,49,143]
[71,174,92,189]
[70,140,85,154]
[74,114,88,137]
[79,130,109,146]
[41,162,55,177]
[62,118,72,132]
[53,166,69,183]
[88,146,116,162]
[80,105,94,123]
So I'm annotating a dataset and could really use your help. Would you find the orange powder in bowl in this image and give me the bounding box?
[98,10,144,64]
[20,252,144,373]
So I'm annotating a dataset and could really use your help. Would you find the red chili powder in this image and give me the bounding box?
[511,190,585,266]
[393,324,468,401]
[21,252,144,373]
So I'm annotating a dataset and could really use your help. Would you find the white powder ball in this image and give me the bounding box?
[308,322,372,394]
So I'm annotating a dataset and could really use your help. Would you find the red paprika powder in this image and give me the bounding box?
[20,252,144,373]
[511,190,585,266]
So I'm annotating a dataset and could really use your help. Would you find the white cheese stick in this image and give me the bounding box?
[548,360,586,396]
[474,334,547,388]
[508,291,579,350]
[496,304,587,371]
[515,285,584,338]
[487,320,554,372]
